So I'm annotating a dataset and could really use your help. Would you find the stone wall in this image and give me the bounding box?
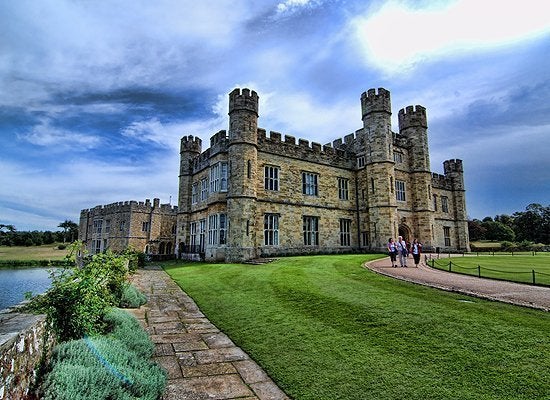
[0,310,55,400]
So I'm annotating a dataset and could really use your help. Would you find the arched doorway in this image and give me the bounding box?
[398,225,411,244]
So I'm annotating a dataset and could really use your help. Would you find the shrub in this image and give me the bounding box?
[41,309,165,400]
[118,284,147,309]
[57,244,67,250]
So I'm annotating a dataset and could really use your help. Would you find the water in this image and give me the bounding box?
[0,268,54,310]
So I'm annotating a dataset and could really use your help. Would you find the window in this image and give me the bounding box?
[210,162,228,193]
[190,222,198,247]
[264,214,279,246]
[208,215,218,245]
[338,178,349,200]
[340,219,351,246]
[394,152,403,163]
[192,182,199,204]
[142,221,150,232]
[105,219,110,233]
[172,224,177,235]
[119,220,126,232]
[357,156,365,168]
[433,194,438,211]
[201,178,208,201]
[302,172,318,196]
[444,227,451,247]
[303,216,319,246]
[441,196,449,213]
[199,219,206,249]
[219,214,227,245]
[92,239,102,254]
[362,232,369,247]
[93,219,103,234]
[264,165,280,191]
[395,180,406,201]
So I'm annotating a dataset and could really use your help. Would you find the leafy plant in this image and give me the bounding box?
[118,283,147,309]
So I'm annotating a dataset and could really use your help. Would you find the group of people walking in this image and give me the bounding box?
[387,236,422,268]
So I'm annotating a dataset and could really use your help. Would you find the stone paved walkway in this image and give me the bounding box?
[366,254,550,311]
[128,266,290,400]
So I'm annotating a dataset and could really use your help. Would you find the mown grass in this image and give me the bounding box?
[163,255,550,400]
[0,243,69,261]
[430,253,550,285]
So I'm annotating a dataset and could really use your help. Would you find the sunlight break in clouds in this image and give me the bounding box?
[352,0,550,74]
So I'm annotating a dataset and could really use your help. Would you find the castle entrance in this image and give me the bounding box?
[398,225,411,244]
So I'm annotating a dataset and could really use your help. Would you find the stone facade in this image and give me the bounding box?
[177,88,470,262]
[79,198,177,257]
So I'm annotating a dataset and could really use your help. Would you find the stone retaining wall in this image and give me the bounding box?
[0,309,55,400]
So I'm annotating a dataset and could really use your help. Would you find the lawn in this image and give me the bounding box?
[0,243,69,261]
[163,255,550,400]
[430,253,550,285]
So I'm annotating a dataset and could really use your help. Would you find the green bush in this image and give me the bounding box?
[28,247,131,341]
[41,309,165,400]
[118,284,147,309]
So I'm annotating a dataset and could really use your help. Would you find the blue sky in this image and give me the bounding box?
[1,0,549,231]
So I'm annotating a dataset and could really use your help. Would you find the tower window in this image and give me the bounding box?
[441,196,449,213]
[395,180,406,202]
[444,226,451,247]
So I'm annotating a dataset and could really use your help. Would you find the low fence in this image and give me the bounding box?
[428,257,550,286]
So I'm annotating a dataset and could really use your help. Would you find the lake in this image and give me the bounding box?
[0,268,54,310]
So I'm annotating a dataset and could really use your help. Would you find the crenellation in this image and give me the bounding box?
[311,142,321,152]
[269,131,282,141]
[285,134,296,145]
[398,105,427,131]
[299,138,309,148]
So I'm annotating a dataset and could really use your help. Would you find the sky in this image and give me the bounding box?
[1,0,549,231]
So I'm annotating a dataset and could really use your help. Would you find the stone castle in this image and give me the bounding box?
[177,87,470,262]
[79,198,177,257]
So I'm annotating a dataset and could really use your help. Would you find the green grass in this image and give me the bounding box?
[0,243,69,261]
[430,253,550,285]
[163,255,550,400]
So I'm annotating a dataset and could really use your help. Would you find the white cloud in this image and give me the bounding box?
[277,0,317,13]
[351,0,550,74]
[19,120,101,149]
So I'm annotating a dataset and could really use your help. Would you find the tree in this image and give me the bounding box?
[58,220,79,243]
[468,219,487,241]
[513,204,550,244]
[482,220,515,242]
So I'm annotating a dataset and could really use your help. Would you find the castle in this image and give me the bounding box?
[177,88,470,262]
[79,198,177,257]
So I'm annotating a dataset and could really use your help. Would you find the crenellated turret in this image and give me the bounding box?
[443,159,464,190]
[399,105,430,173]
[361,88,391,118]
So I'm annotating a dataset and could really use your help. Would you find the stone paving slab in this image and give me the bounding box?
[129,266,291,400]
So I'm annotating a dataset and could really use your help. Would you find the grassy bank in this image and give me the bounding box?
[430,253,550,285]
[0,243,69,262]
[163,255,550,400]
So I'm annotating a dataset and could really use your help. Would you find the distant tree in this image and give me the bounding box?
[482,221,515,242]
[513,204,550,244]
[58,220,79,243]
[468,219,487,241]
[494,214,514,229]
[43,230,55,245]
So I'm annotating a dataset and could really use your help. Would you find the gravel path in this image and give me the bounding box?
[366,255,550,311]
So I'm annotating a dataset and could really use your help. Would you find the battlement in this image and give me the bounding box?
[257,128,352,167]
[398,105,427,130]
[229,88,259,116]
[444,159,463,174]
[81,198,178,214]
[180,135,202,154]
[210,130,227,147]
[361,87,391,118]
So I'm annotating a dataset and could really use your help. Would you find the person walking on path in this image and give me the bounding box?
[411,238,422,267]
[397,236,408,267]
[387,238,398,268]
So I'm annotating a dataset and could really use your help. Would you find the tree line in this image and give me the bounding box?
[0,220,79,247]
[468,203,550,245]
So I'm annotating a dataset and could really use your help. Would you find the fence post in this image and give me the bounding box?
[532,269,536,285]
[449,261,452,272]
[478,265,481,278]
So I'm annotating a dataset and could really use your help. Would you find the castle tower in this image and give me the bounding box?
[226,88,259,262]
[177,135,201,256]
[361,88,397,249]
[444,159,470,251]
[398,105,434,248]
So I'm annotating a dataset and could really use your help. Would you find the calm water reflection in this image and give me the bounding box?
[0,268,54,310]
